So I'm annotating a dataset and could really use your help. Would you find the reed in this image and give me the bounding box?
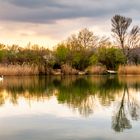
[86,65,107,75]
[118,65,140,75]
[0,64,39,76]
[61,64,78,75]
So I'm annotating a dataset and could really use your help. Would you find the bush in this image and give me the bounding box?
[55,43,69,64]
[90,47,126,70]
[71,50,90,70]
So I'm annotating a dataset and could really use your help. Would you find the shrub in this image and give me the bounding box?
[55,43,69,64]
[91,47,126,70]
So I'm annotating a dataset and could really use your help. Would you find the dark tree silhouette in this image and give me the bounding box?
[111,15,140,64]
[112,86,132,132]
[112,84,140,132]
[128,26,140,49]
[127,26,140,64]
[111,15,132,56]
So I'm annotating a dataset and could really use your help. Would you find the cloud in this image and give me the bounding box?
[0,0,139,24]
[0,0,139,47]
[5,0,68,8]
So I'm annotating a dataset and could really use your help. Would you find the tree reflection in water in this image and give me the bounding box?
[112,85,132,132]
[112,83,140,132]
[0,76,140,132]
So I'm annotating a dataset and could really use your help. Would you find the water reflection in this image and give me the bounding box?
[0,75,140,133]
[112,83,140,132]
[112,85,132,132]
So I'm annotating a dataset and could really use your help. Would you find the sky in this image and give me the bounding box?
[0,0,139,48]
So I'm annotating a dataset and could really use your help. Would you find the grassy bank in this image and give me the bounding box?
[0,64,108,76]
[1,64,140,76]
[118,65,140,75]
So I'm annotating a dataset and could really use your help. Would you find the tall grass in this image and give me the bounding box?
[119,75,140,84]
[0,64,39,76]
[61,64,78,75]
[85,65,107,75]
[118,65,140,75]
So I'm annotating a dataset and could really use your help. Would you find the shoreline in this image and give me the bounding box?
[0,64,140,76]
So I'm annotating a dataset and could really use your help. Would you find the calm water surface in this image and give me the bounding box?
[0,75,140,140]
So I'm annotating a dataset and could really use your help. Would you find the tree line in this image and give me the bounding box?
[0,14,139,74]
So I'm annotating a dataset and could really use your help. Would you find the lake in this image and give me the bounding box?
[0,75,140,140]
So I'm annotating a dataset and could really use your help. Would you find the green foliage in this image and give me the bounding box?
[54,28,98,70]
[0,23,139,73]
[55,43,69,64]
[89,47,126,69]
[89,54,98,65]
[0,50,5,62]
[71,50,90,70]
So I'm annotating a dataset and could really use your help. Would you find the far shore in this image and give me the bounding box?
[0,64,140,76]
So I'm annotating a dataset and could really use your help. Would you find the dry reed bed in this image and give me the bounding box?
[86,66,107,75]
[118,75,140,85]
[3,64,140,76]
[118,65,140,75]
[61,64,78,75]
[0,65,39,76]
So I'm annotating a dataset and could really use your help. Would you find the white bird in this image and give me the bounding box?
[0,75,3,81]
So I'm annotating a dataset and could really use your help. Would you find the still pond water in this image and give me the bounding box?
[0,75,140,140]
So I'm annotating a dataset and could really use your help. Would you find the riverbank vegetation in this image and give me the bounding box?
[118,65,140,75]
[0,14,139,75]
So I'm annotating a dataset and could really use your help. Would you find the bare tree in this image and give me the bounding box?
[128,25,140,48]
[66,28,99,52]
[98,36,112,48]
[78,28,99,50]
[127,26,140,64]
[111,15,132,57]
[67,34,81,51]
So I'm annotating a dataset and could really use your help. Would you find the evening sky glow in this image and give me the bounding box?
[0,0,139,48]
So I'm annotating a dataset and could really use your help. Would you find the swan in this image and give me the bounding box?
[0,75,3,81]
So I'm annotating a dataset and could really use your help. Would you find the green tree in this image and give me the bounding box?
[65,28,98,70]
[90,47,126,69]
[55,43,69,64]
